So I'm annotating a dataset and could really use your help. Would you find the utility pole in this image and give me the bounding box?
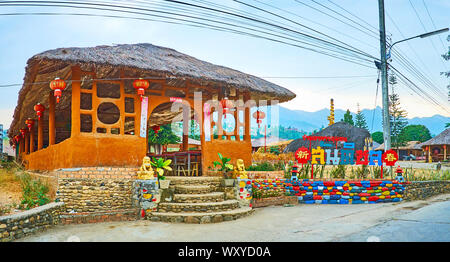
[378,0,391,151]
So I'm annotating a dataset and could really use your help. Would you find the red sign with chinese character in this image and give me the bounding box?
[382,149,399,166]
[295,147,310,164]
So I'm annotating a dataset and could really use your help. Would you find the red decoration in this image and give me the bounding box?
[302,135,347,143]
[19,128,27,137]
[49,78,66,103]
[220,97,233,118]
[253,110,266,128]
[152,126,160,134]
[34,103,45,120]
[25,118,35,132]
[382,149,399,166]
[295,147,310,164]
[133,78,149,101]
[14,135,20,143]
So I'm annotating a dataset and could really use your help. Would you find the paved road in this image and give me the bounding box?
[337,197,450,242]
[18,194,450,242]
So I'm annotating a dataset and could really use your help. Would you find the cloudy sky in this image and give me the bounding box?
[0,0,449,129]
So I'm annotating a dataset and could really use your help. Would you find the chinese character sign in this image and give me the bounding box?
[295,136,398,167]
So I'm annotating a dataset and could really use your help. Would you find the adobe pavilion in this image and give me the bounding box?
[8,43,295,174]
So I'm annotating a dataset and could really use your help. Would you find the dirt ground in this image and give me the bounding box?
[0,169,22,215]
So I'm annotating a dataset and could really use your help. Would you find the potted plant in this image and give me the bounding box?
[213,153,235,186]
[151,157,172,189]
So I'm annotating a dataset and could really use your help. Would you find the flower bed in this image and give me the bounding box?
[251,179,405,204]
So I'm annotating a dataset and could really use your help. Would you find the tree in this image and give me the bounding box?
[446,123,450,128]
[372,131,384,144]
[148,124,180,154]
[388,74,408,149]
[354,103,368,130]
[341,109,354,125]
[399,124,431,142]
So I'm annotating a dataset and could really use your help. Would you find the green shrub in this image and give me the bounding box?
[17,173,50,210]
[355,165,370,179]
[330,165,346,179]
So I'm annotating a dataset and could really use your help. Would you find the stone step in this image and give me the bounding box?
[173,192,225,203]
[166,176,223,186]
[148,207,254,223]
[158,200,240,213]
[175,185,214,194]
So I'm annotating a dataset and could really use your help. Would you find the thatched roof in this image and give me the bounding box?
[419,128,450,147]
[283,121,370,152]
[8,43,295,139]
[375,141,423,151]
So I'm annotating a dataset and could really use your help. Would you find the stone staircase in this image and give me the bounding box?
[147,176,254,223]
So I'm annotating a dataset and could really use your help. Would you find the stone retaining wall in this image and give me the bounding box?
[0,202,65,242]
[403,180,450,201]
[60,209,138,224]
[57,178,133,212]
[252,196,298,208]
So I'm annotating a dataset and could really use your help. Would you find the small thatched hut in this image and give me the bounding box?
[283,121,370,153]
[419,128,449,162]
[376,141,424,160]
[9,43,295,172]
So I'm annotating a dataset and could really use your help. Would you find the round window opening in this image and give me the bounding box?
[97,102,120,124]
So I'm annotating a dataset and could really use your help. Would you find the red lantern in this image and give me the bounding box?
[220,97,233,118]
[19,128,27,137]
[133,78,149,101]
[152,126,160,134]
[25,118,35,132]
[253,110,266,128]
[14,135,20,143]
[49,78,66,103]
[34,103,45,120]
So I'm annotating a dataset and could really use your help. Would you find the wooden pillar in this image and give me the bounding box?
[19,138,24,155]
[29,126,34,153]
[24,132,29,154]
[71,66,81,137]
[182,104,190,151]
[244,92,251,142]
[38,111,44,150]
[443,145,447,161]
[49,92,56,145]
[428,147,432,163]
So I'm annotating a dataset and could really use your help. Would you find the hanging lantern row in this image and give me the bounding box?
[49,77,67,104]
[25,118,35,132]
[19,128,27,137]
[253,110,266,128]
[152,125,160,134]
[34,103,45,120]
[220,97,234,119]
[133,78,150,101]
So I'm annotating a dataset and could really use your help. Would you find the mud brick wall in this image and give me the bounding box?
[403,181,450,201]
[57,178,134,212]
[0,202,65,242]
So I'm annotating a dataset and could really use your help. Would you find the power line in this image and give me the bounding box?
[0,1,378,65]
[408,0,448,71]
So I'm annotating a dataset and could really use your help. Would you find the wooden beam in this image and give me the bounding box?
[38,111,44,150]
[71,66,82,137]
[48,91,56,145]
